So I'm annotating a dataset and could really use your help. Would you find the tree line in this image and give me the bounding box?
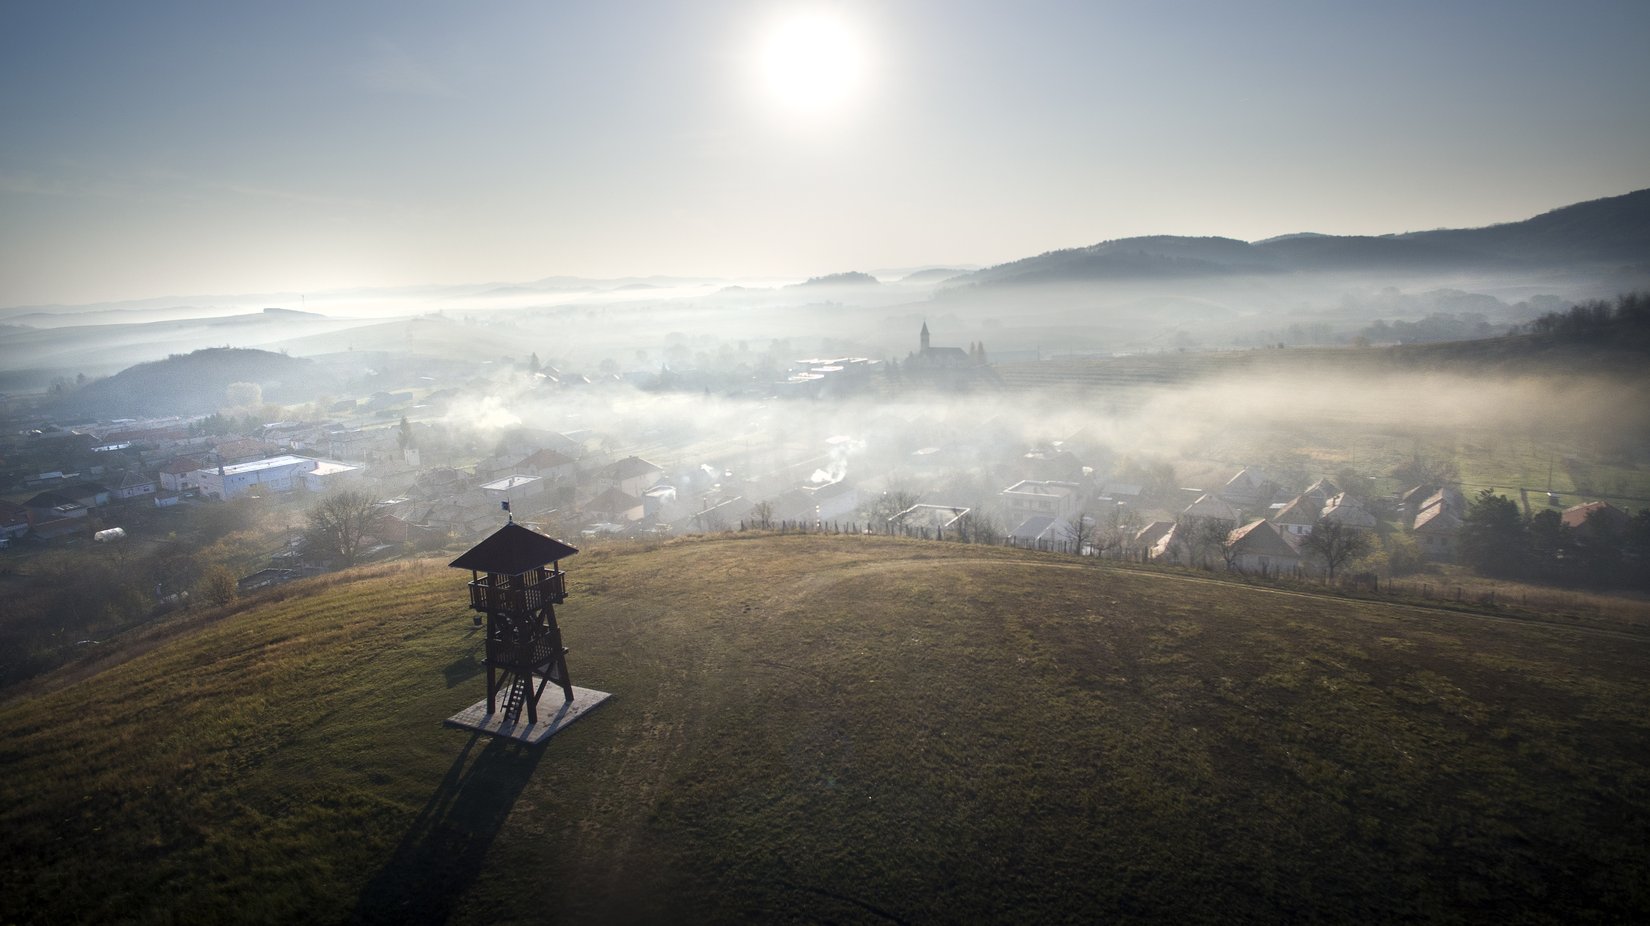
[1519,291,1650,341]
[1459,489,1650,589]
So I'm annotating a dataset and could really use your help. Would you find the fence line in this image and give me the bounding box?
[729,519,1621,619]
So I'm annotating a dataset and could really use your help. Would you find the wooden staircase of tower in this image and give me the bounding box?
[500,674,532,721]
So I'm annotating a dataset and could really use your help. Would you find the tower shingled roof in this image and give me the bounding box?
[449,521,579,575]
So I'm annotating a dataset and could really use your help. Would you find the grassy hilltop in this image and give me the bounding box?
[2,535,1648,924]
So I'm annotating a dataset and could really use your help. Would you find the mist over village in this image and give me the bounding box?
[3,2,1649,923]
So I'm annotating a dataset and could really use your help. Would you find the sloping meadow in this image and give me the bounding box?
[2,537,1646,923]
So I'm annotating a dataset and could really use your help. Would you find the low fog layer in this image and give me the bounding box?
[7,186,1646,384]
[415,354,1649,527]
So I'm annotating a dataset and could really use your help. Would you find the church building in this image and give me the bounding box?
[906,322,984,370]
[894,322,995,389]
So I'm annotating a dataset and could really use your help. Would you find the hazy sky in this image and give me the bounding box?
[3,0,1648,307]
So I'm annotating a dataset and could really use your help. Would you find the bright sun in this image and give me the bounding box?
[757,10,866,115]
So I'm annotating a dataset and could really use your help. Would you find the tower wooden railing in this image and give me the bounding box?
[466,567,567,613]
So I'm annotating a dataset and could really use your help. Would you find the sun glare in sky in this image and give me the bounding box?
[756,8,867,117]
[2,3,1647,304]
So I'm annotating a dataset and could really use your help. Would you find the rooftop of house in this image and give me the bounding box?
[1416,487,1466,516]
[307,460,360,478]
[1323,491,1366,510]
[587,485,642,512]
[892,504,971,530]
[1227,518,1301,557]
[1413,505,1462,533]
[59,481,111,496]
[1561,500,1630,531]
[1003,480,1080,498]
[1134,520,1175,547]
[213,437,281,457]
[480,474,542,492]
[598,456,664,480]
[518,448,576,470]
[1400,483,1441,508]
[24,491,80,509]
[1008,515,1058,542]
[1272,495,1320,525]
[1183,493,1240,521]
[202,455,313,477]
[1223,468,1269,492]
[1322,501,1378,529]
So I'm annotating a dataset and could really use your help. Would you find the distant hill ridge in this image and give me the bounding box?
[791,271,880,287]
[258,306,325,319]
[954,188,1650,288]
[62,346,329,417]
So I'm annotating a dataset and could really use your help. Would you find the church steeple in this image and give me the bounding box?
[920,320,930,352]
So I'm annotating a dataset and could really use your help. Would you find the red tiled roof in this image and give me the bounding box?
[1561,501,1630,532]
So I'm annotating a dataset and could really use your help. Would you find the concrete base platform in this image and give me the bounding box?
[444,685,612,745]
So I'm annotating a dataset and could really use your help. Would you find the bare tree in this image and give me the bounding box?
[1219,528,1244,572]
[1178,517,1230,569]
[1302,517,1369,580]
[98,530,133,569]
[863,488,921,531]
[970,510,1003,546]
[1063,511,1096,555]
[304,489,380,566]
[693,508,730,533]
[1392,451,1459,488]
[1094,506,1143,559]
[750,500,775,528]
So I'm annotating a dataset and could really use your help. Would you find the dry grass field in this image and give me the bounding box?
[2,534,1647,924]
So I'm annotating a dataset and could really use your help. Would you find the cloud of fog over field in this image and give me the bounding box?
[7,185,1647,391]
[418,344,1650,525]
[5,187,1647,525]
[0,266,1615,385]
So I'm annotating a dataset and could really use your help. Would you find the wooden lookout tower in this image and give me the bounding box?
[449,522,580,726]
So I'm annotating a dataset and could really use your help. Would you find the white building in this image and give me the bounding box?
[1001,480,1084,544]
[1002,480,1082,526]
[159,456,205,493]
[193,455,318,500]
[480,474,545,510]
[302,460,364,493]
